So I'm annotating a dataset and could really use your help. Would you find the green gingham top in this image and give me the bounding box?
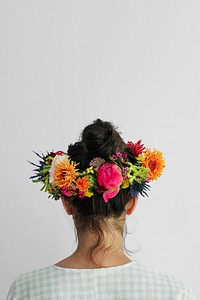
[6,260,196,299]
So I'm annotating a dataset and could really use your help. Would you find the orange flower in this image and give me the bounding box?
[142,149,165,180]
[76,176,90,192]
[54,160,79,188]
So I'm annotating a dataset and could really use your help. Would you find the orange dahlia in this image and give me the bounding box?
[54,160,79,188]
[76,176,90,192]
[142,149,165,180]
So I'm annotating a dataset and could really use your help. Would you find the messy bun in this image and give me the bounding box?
[64,119,134,267]
[82,119,126,159]
[68,119,128,169]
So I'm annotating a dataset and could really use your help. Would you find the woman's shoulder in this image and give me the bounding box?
[8,265,53,285]
[130,262,196,299]
[6,265,53,299]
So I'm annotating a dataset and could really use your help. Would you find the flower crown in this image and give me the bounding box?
[29,140,165,202]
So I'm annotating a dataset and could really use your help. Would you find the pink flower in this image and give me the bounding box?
[97,162,123,202]
[61,185,76,197]
[78,191,85,198]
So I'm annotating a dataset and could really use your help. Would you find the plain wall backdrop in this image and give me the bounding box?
[1,0,200,299]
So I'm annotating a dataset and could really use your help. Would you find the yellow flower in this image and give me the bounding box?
[84,190,94,197]
[54,159,79,188]
[142,149,165,180]
[121,179,130,189]
[85,167,94,174]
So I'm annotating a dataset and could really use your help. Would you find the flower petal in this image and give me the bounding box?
[49,154,69,185]
[103,187,120,202]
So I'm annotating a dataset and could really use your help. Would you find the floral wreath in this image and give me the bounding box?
[29,140,165,202]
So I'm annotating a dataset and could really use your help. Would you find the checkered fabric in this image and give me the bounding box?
[6,261,196,299]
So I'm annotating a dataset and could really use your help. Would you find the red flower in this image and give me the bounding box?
[127,140,145,157]
[55,151,64,156]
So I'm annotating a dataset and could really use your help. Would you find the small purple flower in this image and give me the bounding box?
[111,152,128,162]
[121,166,128,178]
[121,153,128,161]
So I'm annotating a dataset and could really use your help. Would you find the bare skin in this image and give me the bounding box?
[55,196,138,269]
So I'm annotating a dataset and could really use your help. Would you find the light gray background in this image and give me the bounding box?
[1,0,199,299]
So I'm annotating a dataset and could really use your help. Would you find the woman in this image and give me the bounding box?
[6,119,196,299]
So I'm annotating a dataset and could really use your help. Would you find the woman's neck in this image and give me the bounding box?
[55,250,132,269]
[55,229,131,269]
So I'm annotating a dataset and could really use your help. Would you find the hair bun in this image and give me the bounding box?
[81,119,125,159]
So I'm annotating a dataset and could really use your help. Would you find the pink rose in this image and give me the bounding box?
[97,162,123,202]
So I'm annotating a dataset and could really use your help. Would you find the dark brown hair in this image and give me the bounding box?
[63,119,136,267]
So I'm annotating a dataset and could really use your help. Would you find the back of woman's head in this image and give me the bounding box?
[64,119,135,265]
[30,118,165,266]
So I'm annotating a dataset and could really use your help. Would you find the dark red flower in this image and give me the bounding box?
[55,151,64,156]
[127,140,145,157]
